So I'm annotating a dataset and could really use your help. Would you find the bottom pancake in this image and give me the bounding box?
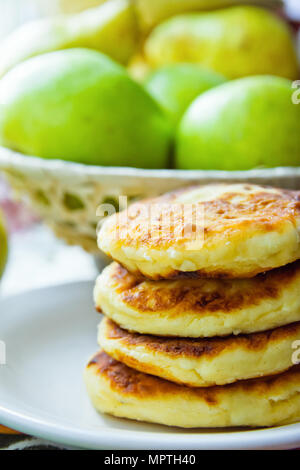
[98,317,300,387]
[84,351,300,428]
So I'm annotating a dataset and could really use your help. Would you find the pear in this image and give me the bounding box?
[57,0,108,14]
[0,0,139,77]
[144,64,226,124]
[144,6,299,80]
[176,75,300,171]
[134,0,281,33]
[0,49,172,168]
[128,54,153,82]
[0,211,8,280]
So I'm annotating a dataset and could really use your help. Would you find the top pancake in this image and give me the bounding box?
[98,183,300,279]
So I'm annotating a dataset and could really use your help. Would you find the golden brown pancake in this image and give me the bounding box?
[94,261,300,337]
[84,351,300,428]
[98,317,300,387]
[98,183,300,279]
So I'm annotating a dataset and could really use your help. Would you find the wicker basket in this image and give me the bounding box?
[0,145,299,254]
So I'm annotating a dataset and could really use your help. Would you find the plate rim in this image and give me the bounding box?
[1,281,300,450]
[1,402,300,450]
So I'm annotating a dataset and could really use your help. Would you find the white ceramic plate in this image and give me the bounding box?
[1,281,300,450]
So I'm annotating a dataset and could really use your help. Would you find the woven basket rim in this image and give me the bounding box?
[0,145,299,183]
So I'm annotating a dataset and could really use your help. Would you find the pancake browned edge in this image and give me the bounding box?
[84,351,300,428]
[98,183,300,279]
[94,261,300,337]
[98,317,300,387]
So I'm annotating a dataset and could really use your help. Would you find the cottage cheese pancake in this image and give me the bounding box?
[84,351,300,428]
[98,184,300,279]
[98,317,300,387]
[94,261,300,337]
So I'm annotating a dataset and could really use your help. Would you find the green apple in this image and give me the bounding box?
[0,0,139,76]
[144,64,226,124]
[0,48,173,168]
[176,75,300,171]
[0,211,8,279]
[144,6,299,80]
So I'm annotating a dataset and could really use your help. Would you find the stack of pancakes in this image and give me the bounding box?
[85,183,300,428]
